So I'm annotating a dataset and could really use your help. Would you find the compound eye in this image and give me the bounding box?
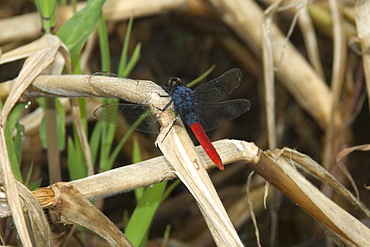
[166,77,182,87]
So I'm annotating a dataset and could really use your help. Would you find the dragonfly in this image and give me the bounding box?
[92,68,250,170]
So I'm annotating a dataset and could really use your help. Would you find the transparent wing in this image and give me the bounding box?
[195,99,250,131]
[193,68,243,102]
[93,103,161,133]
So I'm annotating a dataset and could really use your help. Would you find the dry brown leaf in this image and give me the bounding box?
[51,182,133,246]
[253,150,370,246]
[355,0,370,111]
[337,144,370,162]
[2,34,67,121]
[209,0,333,128]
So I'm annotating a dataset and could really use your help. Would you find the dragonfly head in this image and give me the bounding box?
[166,77,183,89]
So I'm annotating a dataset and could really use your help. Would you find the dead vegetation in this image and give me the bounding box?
[0,0,369,246]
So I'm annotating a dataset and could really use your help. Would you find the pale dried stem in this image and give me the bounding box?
[261,4,280,244]
[3,64,249,244]
[0,126,33,246]
[1,138,367,245]
[0,34,68,247]
[158,128,243,245]
[0,73,165,103]
[355,0,370,112]
[70,98,94,176]
[246,171,262,247]
[0,0,187,44]
[65,140,258,199]
[47,141,370,246]
[1,43,245,244]
[260,150,370,246]
[45,98,62,183]
[298,4,325,79]
[209,0,332,129]
[1,35,68,120]
[278,148,370,218]
[51,183,133,246]
[145,91,244,246]
[1,32,99,245]
[16,182,52,246]
[262,1,280,150]
[322,0,347,170]
[0,1,367,245]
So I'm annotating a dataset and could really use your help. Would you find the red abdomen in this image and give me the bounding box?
[189,122,224,170]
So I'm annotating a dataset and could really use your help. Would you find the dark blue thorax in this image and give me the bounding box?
[170,85,199,126]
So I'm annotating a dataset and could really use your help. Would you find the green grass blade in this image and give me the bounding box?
[24,162,42,190]
[122,43,142,77]
[93,16,141,172]
[162,225,172,247]
[124,136,181,246]
[57,0,105,63]
[27,178,42,191]
[107,109,151,166]
[97,12,111,71]
[118,16,134,75]
[37,98,65,150]
[132,138,144,200]
[98,98,118,172]
[89,120,103,165]
[125,182,167,247]
[106,42,143,165]
[67,136,87,180]
[13,121,24,165]
[91,14,113,170]
[34,0,56,34]
[36,98,47,148]
[125,134,170,246]
[77,98,88,132]
[4,103,27,182]
[186,64,216,88]
[55,99,66,150]
[161,179,181,202]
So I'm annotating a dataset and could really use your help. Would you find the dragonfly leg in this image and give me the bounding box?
[153,96,173,112]
[161,98,173,111]
[160,113,180,142]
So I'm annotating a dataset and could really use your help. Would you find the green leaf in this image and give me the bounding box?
[107,108,151,167]
[27,178,43,191]
[55,99,66,150]
[133,138,144,200]
[89,120,103,165]
[187,64,216,88]
[118,16,134,75]
[37,98,46,148]
[57,0,106,63]
[78,98,88,131]
[125,182,167,246]
[67,136,87,180]
[122,43,142,77]
[98,98,119,172]
[126,138,172,246]
[34,0,57,33]
[13,121,24,165]
[37,98,65,150]
[4,103,27,182]
[162,225,171,247]
[24,163,42,190]
[97,12,111,71]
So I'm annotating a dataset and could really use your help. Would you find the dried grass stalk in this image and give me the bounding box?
[0,34,69,247]
[210,0,332,128]
[0,0,187,44]
[355,0,370,111]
